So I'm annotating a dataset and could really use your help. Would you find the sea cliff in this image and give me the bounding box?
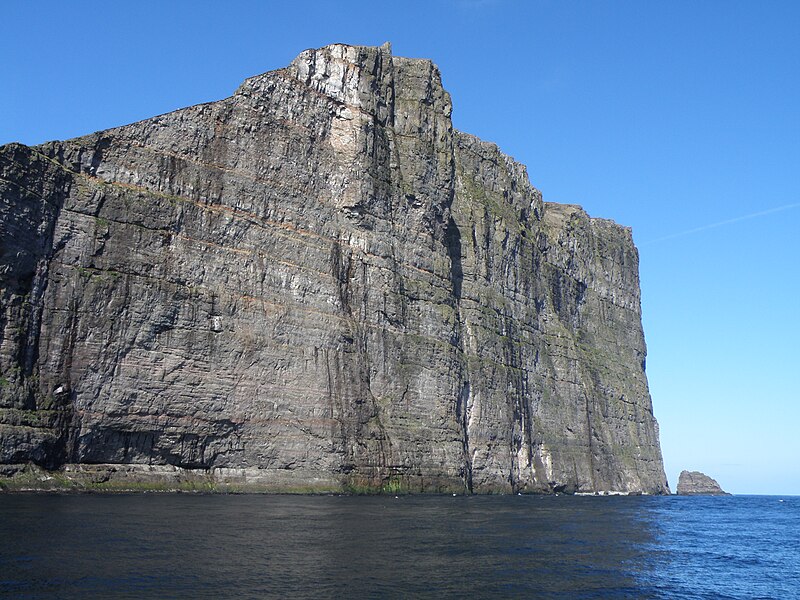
[0,43,669,494]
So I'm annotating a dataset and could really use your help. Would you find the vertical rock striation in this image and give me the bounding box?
[0,43,669,494]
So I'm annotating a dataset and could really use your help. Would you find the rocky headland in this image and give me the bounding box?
[0,43,669,494]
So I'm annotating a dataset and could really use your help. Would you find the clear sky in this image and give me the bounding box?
[3,1,798,495]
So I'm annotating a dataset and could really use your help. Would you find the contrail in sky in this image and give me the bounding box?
[641,203,800,245]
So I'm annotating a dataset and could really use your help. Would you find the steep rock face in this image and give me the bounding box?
[676,471,728,495]
[0,43,669,494]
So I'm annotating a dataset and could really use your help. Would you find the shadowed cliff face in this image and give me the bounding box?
[0,43,669,494]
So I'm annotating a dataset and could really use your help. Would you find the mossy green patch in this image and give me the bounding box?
[458,167,530,237]
[0,408,61,428]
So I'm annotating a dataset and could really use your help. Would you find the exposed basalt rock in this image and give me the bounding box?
[0,43,669,494]
[676,470,728,495]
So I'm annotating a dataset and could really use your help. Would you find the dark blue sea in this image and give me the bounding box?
[1,494,797,598]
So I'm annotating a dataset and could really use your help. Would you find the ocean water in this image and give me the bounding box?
[0,494,797,599]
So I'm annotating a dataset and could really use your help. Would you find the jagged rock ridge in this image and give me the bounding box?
[0,43,669,494]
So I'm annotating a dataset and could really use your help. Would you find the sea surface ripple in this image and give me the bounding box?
[1,493,797,598]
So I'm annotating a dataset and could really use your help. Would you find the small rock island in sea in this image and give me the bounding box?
[676,471,729,495]
[0,43,671,495]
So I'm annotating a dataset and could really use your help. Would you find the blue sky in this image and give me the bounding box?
[3,1,798,494]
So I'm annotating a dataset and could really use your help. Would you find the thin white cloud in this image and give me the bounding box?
[642,203,800,246]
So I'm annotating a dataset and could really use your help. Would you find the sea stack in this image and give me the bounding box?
[676,471,729,495]
[0,43,669,495]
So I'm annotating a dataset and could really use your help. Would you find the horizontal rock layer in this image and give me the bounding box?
[0,43,669,494]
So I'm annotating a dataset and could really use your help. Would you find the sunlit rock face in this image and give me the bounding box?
[677,471,728,495]
[0,43,669,494]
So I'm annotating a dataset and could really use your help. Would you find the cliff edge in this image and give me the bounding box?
[0,43,669,494]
